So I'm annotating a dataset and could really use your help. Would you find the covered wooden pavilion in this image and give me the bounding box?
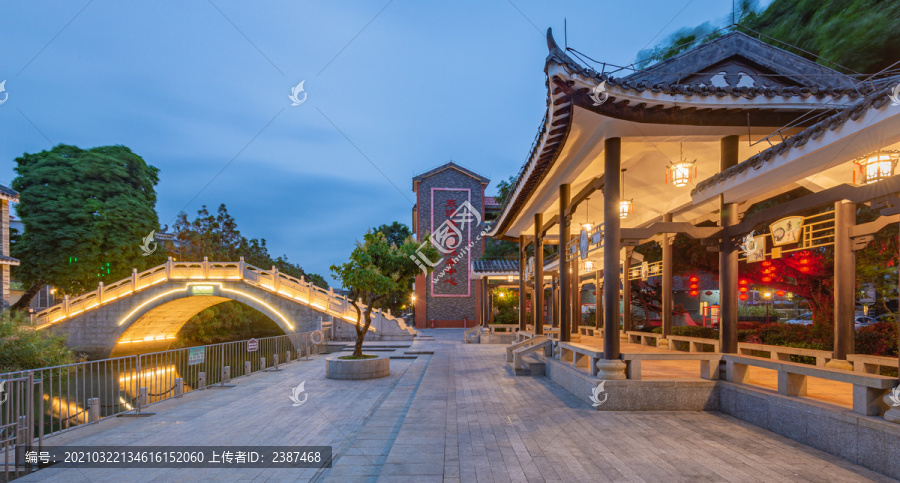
[481,28,900,380]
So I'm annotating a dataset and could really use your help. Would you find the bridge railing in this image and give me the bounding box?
[31,258,414,335]
[0,331,325,449]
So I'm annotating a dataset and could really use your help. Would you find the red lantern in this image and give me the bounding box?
[775,290,785,297]
[690,290,699,297]
[762,276,772,282]
[705,291,713,296]
[739,286,748,293]
[739,294,749,301]
[761,260,771,267]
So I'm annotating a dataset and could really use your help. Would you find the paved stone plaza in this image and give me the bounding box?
[25,330,895,482]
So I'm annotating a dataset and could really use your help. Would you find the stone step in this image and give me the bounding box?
[507,354,545,376]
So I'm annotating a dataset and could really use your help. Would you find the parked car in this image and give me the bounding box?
[854,316,876,329]
[783,317,813,325]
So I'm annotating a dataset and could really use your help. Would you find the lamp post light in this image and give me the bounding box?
[619,169,633,219]
[763,291,772,324]
[855,151,899,185]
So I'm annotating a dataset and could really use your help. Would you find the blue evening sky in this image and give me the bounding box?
[0,1,771,285]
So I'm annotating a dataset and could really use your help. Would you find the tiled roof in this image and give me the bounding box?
[0,184,18,202]
[551,31,868,101]
[412,162,489,185]
[692,78,900,196]
[0,255,20,266]
[484,196,500,207]
[472,259,518,273]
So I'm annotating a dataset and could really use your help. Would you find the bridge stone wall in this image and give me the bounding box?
[50,280,325,359]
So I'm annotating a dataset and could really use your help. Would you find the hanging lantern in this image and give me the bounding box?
[582,197,593,231]
[666,143,698,187]
[854,151,899,185]
[739,294,749,301]
[583,260,594,272]
[507,275,514,282]
[620,169,633,219]
[619,199,633,219]
[775,290,786,297]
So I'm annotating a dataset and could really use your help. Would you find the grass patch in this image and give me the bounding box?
[338,354,379,360]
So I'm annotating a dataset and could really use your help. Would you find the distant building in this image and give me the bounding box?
[0,185,20,309]
[411,162,491,328]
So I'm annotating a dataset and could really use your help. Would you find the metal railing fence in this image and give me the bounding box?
[0,331,324,475]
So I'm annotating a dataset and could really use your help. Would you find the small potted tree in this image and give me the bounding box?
[327,231,436,379]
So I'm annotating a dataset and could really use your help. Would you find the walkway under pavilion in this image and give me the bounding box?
[20,330,892,482]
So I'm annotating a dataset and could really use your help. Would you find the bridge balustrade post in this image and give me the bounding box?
[97,282,104,304]
[88,398,100,422]
[272,266,280,292]
[244,361,251,375]
[166,257,173,278]
[131,269,138,292]
[239,257,246,279]
[174,378,184,398]
[202,257,210,278]
[63,295,69,317]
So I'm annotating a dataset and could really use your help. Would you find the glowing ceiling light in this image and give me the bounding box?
[855,151,898,185]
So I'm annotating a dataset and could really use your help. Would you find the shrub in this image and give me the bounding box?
[855,322,898,357]
[670,326,718,339]
[0,311,81,372]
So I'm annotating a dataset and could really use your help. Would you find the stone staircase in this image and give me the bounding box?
[506,335,550,376]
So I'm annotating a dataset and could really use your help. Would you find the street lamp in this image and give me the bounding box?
[763,291,772,324]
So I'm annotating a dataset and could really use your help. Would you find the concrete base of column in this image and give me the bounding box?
[570,334,582,342]
[619,333,628,342]
[657,338,670,350]
[883,394,900,423]
[595,359,627,380]
[824,359,853,371]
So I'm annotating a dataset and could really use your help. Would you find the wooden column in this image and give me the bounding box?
[559,184,570,342]
[596,270,604,329]
[551,277,559,328]
[623,247,633,332]
[534,213,544,335]
[719,135,740,354]
[830,201,856,368]
[661,212,673,349]
[571,256,581,341]
[603,137,622,360]
[518,235,527,331]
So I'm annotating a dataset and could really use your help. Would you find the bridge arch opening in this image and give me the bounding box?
[109,285,293,357]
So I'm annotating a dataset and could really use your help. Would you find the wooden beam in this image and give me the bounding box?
[565,177,604,217]
[726,176,900,238]
[621,223,721,242]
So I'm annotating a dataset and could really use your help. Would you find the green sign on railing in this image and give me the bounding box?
[188,347,205,365]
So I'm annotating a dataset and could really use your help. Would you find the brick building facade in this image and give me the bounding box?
[412,162,489,328]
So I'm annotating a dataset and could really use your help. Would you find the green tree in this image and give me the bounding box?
[331,232,436,357]
[373,221,412,248]
[637,0,900,75]
[11,144,165,310]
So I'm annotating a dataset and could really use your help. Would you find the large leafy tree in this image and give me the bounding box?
[11,144,165,310]
[637,0,900,75]
[373,221,412,248]
[331,232,436,357]
[372,222,416,313]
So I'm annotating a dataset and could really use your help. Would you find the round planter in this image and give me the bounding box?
[325,353,390,380]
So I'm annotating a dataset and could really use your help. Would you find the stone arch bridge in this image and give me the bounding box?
[32,259,415,358]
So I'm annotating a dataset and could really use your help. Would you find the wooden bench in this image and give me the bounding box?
[620,353,723,381]
[578,327,599,337]
[557,342,604,377]
[489,324,520,334]
[721,354,896,416]
[737,342,833,367]
[847,353,899,375]
[667,335,720,353]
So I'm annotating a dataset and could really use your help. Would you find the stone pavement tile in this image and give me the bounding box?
[380,461,444,475]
